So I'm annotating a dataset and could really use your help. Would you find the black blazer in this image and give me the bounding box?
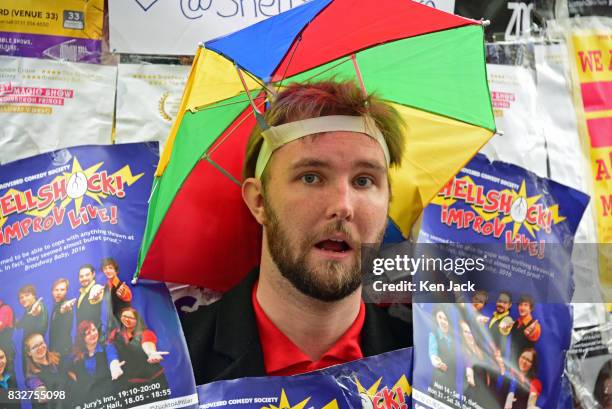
[180,268,412,385]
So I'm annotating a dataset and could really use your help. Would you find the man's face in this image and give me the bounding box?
[518,301,532,317]
[18,291,35,308]
[79,268,94,288]
[102,264,117,279]
[496,294,511,313]
[471,294,486,311]
[52,282,67,303]
[263,131,389,302]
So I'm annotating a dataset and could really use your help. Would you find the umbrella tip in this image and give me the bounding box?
[496,129,505,136]
[481,19,491,26]
[198,42,205,48]
[131,277,139,285]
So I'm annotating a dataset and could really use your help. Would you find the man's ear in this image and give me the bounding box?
[242,177,266,225]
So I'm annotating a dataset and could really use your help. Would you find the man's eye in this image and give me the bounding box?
[354,176,373,188]
[301,174,320,184]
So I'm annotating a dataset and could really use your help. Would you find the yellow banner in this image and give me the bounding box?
[570,29,612,291]
[0,0,103,40]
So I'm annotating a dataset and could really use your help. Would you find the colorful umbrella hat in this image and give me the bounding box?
[134,0,497,289]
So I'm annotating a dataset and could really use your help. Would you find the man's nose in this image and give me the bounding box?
[327,180,354,221]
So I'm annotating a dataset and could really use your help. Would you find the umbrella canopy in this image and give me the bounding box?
[135,0,496,289]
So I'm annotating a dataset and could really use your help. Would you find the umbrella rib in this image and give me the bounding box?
[207,96,266,157]
[203,156,241,186]
[236,65,262,114]
[276,35,302,91]
[241,69,277,97]
[190,96,265,113]
[350,54,367,97]
[275,56,352,85]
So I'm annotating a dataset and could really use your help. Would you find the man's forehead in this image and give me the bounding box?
[275,131,388,170]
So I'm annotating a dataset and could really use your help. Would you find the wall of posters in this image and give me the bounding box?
[0,56,115,165]
[0,144,198,409]
[0,0,104,62]
[115,63,190,152]
[568,26,612,297]
[411,154,589,409]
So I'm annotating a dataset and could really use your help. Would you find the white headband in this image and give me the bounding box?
[254,115,390,179]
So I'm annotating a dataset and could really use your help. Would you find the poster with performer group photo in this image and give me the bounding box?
[198,348,413,409]
[409,154,590,409]
[0,143,197,409]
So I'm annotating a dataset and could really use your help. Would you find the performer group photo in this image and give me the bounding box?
[0,258,170,409]
[428,290,542,409]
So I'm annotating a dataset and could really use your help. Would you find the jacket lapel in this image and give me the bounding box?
[212,268,266,380]
[361,303,412,357]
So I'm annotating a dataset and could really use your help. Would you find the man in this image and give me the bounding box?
[488,291,513,355]
[76,264,104,330]
[16,284,47,374]
[101,257,132,327]
[470,289,490,325]
[49,278,75,355]
[509,294,540,367]
[181,80,411,385]
[16,285,47,340]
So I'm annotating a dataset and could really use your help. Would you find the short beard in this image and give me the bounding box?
[263,196,385,302]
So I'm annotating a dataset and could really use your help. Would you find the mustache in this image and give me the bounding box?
[309,220,358,247]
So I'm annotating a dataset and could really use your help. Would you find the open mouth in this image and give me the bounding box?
[314,239,352,253]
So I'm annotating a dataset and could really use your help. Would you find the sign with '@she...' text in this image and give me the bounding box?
[108,0,456,56]
[0,144,198,409]
[108,0,310,55]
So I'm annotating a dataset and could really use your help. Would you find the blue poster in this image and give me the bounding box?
[319,348,412,409]
[411,154,589,409]
[198,374,350,409]
[198,348,413,409]
[0,144,197,409]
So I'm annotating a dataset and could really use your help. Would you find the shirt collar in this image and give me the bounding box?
[108,276,120,287]
[491,310,509,322]
[252,281,365,376]
[80,280,95,294]
[516,314,532,326]
[87,344,104,356]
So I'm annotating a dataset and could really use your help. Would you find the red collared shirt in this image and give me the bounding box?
[252,283,365,376]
